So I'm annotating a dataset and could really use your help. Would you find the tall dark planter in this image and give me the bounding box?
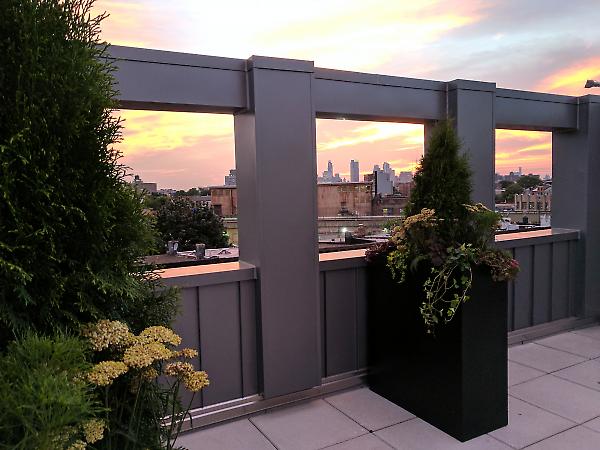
[367,264,508,442]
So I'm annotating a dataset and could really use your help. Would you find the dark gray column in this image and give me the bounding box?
[234,56,321,398]
[447,80,496,208]
[552,95,600,318]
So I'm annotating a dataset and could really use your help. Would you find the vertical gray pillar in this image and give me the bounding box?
[234,56,321,398]
[552,95,600,318]
[447,80,496,208]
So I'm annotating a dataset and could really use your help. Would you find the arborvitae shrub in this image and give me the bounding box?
[405,120,472,243]
[0,0,177,344]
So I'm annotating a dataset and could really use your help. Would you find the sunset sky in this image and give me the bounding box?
[95,0,600,189]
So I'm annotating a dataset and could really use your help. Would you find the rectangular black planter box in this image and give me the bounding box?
[367,264,508,442]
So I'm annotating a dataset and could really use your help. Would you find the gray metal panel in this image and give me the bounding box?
[448,81,496,208]
[356,268,368,369]
[553,96,600,318]
[320,272,327,378]
[107,45,246,70]
[324,269,358,376]
[314,78,445,122]
[532,244,552,325]
[568,240,579,317]
[172,287,202,409]
[507,249,515,331]
[198,283,243,405]
[513,246,533,330]
[239,280,259,397]
[112,59,246,113]
[234,61,321,398]
[314,68,445,90]
[495,90,577,131]
[551,242,570,321]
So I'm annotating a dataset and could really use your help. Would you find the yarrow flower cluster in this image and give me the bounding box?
[82,320,134,351]
[87,361,128,386]
[123,341,172,369]
[173,348,198,359]
[183,371,210,392]
[137,326,182,346]
[82,418,105,444]
[67,440,86,450]
[165,362,209,392]
[81,320,210,445]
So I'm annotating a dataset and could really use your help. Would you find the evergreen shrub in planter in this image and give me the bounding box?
[366,121,519,441]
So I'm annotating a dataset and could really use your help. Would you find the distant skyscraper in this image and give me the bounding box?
[318,160,342,183]
[224,169,236,186]
[350,160,359,182]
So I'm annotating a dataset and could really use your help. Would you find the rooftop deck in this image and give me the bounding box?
[177,325,600,450]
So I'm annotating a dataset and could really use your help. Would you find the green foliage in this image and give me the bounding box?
[382,217,403,232]
[173,187,203,197]
[405,121,472,243]
[420,244,476,331]
[516,174,543,190]
[0,1,181,447]
[498,182,523,202]
[143,193,169,211]
[81,320,209,449]
[370,121,519,334]
[0,333,100,450]
[156,197,229,251]
[0,0,178,344]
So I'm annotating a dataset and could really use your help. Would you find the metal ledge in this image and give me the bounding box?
[159,261,256,287]
[495,228,579,249]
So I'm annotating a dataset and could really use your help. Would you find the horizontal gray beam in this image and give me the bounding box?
[495,88,578,131]
[107,45,247,113]
[314,69,445,122]
[108,45,583,131]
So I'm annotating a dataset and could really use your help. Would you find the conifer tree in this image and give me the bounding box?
[0,0,177,344]
[405,121,472,243]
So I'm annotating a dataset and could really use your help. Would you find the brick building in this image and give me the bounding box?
[514,187,552,212]
[210,186,238,216]
[372,194,409,216]
[317,182,372,216]
[210,182,373,218]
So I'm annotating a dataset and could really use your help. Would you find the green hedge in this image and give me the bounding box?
[0,0,177,345]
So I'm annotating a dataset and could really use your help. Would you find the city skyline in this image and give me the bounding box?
[105,1,583,189]
[120,116,553,189]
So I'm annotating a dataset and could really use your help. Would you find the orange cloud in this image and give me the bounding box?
[495,130,551,176]
[251,1,484,70]
[93,0,183,49]
[316,119,424,178]
[536,57,600,96]
[116,110,234,189]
